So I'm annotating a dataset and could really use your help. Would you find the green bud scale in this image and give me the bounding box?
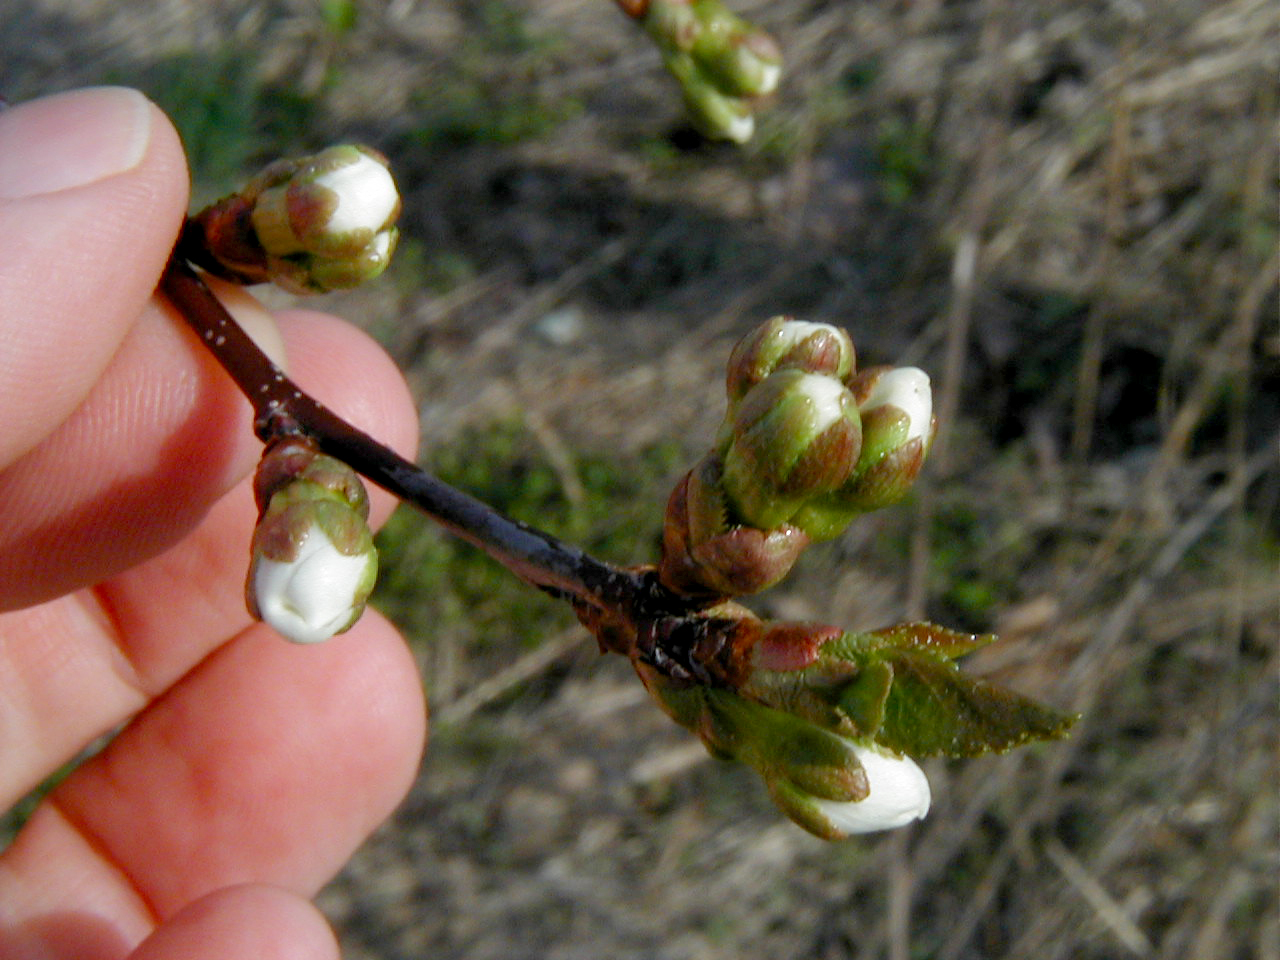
[246,437,378,643]
[637,0,782,143]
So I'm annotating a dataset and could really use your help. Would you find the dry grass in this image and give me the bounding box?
[2,1,1277,957]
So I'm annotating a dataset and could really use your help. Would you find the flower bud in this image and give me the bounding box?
[857,366,933,450]
[247,498,378,644]
[638,0,781,143]
[659,455,810,597]
[722,370,861,529]
[251,146,399,257]
[689,1,782,98]
[246,440,377,643]
[726,316,856,407]
[831,366,935,513]
[191,145,400,294]
[664,50,757,143]
[636,661,930,840]
[774,741,930,839]
[642,0,699,52]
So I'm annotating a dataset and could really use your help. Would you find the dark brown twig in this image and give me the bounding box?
[160,255,704,656]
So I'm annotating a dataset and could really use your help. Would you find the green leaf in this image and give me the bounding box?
[819,622,995,662]
[839,660,893,735]
[867,622,997,659]
[874,650,1077,758]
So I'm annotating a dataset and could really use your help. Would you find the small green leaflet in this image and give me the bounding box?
[833,623,1077,758]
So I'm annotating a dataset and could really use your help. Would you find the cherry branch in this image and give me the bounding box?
[160,254,700,652]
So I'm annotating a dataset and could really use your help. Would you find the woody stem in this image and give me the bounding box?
[160,253,700,647]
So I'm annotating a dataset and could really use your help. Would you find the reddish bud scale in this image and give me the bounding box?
[285,182,341,251]
[753,621,843,672]
[190,196,271,284]
[250,501,315,565]
[659,460,812,598]
[616,0,650,18]
[658,470,720,598]
[777,417,860,496]
[739,28,782,66]
[253,438,320,511]
[726,318,855,404]
[683,453,730,546]
[658,469,812,597]
[689,524,810,595]
[848,364,891,405]
[253,437,369,517]
[842,435,924,510]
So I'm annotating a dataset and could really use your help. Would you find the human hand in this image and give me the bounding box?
[0,87,426,959]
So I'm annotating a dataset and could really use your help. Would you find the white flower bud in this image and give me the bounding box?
[810,742,931,835]
[312,150,400,238]
[860,367,932,446]
[250,521,376,644]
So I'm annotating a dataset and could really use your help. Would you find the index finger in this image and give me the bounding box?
[0,309,419,810]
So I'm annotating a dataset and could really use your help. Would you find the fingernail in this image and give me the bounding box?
[0,87,153,200]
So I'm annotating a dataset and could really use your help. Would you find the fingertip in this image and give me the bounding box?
[128,884,339,960]
[51,607,426,915]
[275,309,421,526]
[339,606,430,796]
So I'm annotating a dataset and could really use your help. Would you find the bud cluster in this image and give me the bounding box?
[246,437,379,644]
[639,0,782,142]
[660,316,935,597]
[634,609,934,840]
[633,609,1074,839]
[190,145,400,294]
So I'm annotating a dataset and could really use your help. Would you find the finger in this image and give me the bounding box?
[0,87,188,468]
[0,610,425,958]
[128,885,339,960]
[0,281,282,611]
[0,312,419,807]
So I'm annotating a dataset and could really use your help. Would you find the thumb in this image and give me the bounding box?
[127,885,339,960]
[0,86,188,468]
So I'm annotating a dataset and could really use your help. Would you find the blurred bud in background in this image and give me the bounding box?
[638,0,782,143]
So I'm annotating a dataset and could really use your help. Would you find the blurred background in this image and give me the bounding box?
[2,1,1277,958]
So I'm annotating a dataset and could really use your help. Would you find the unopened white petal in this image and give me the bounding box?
[775,319,845,348]
[863,367,932,446]
[755,61,782,95]
[811,744,931,835]
[795,372,855,430]
[722,111,755,143]
[368,228,395,261]
[316,153,399,235]
[253,526,373,644]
